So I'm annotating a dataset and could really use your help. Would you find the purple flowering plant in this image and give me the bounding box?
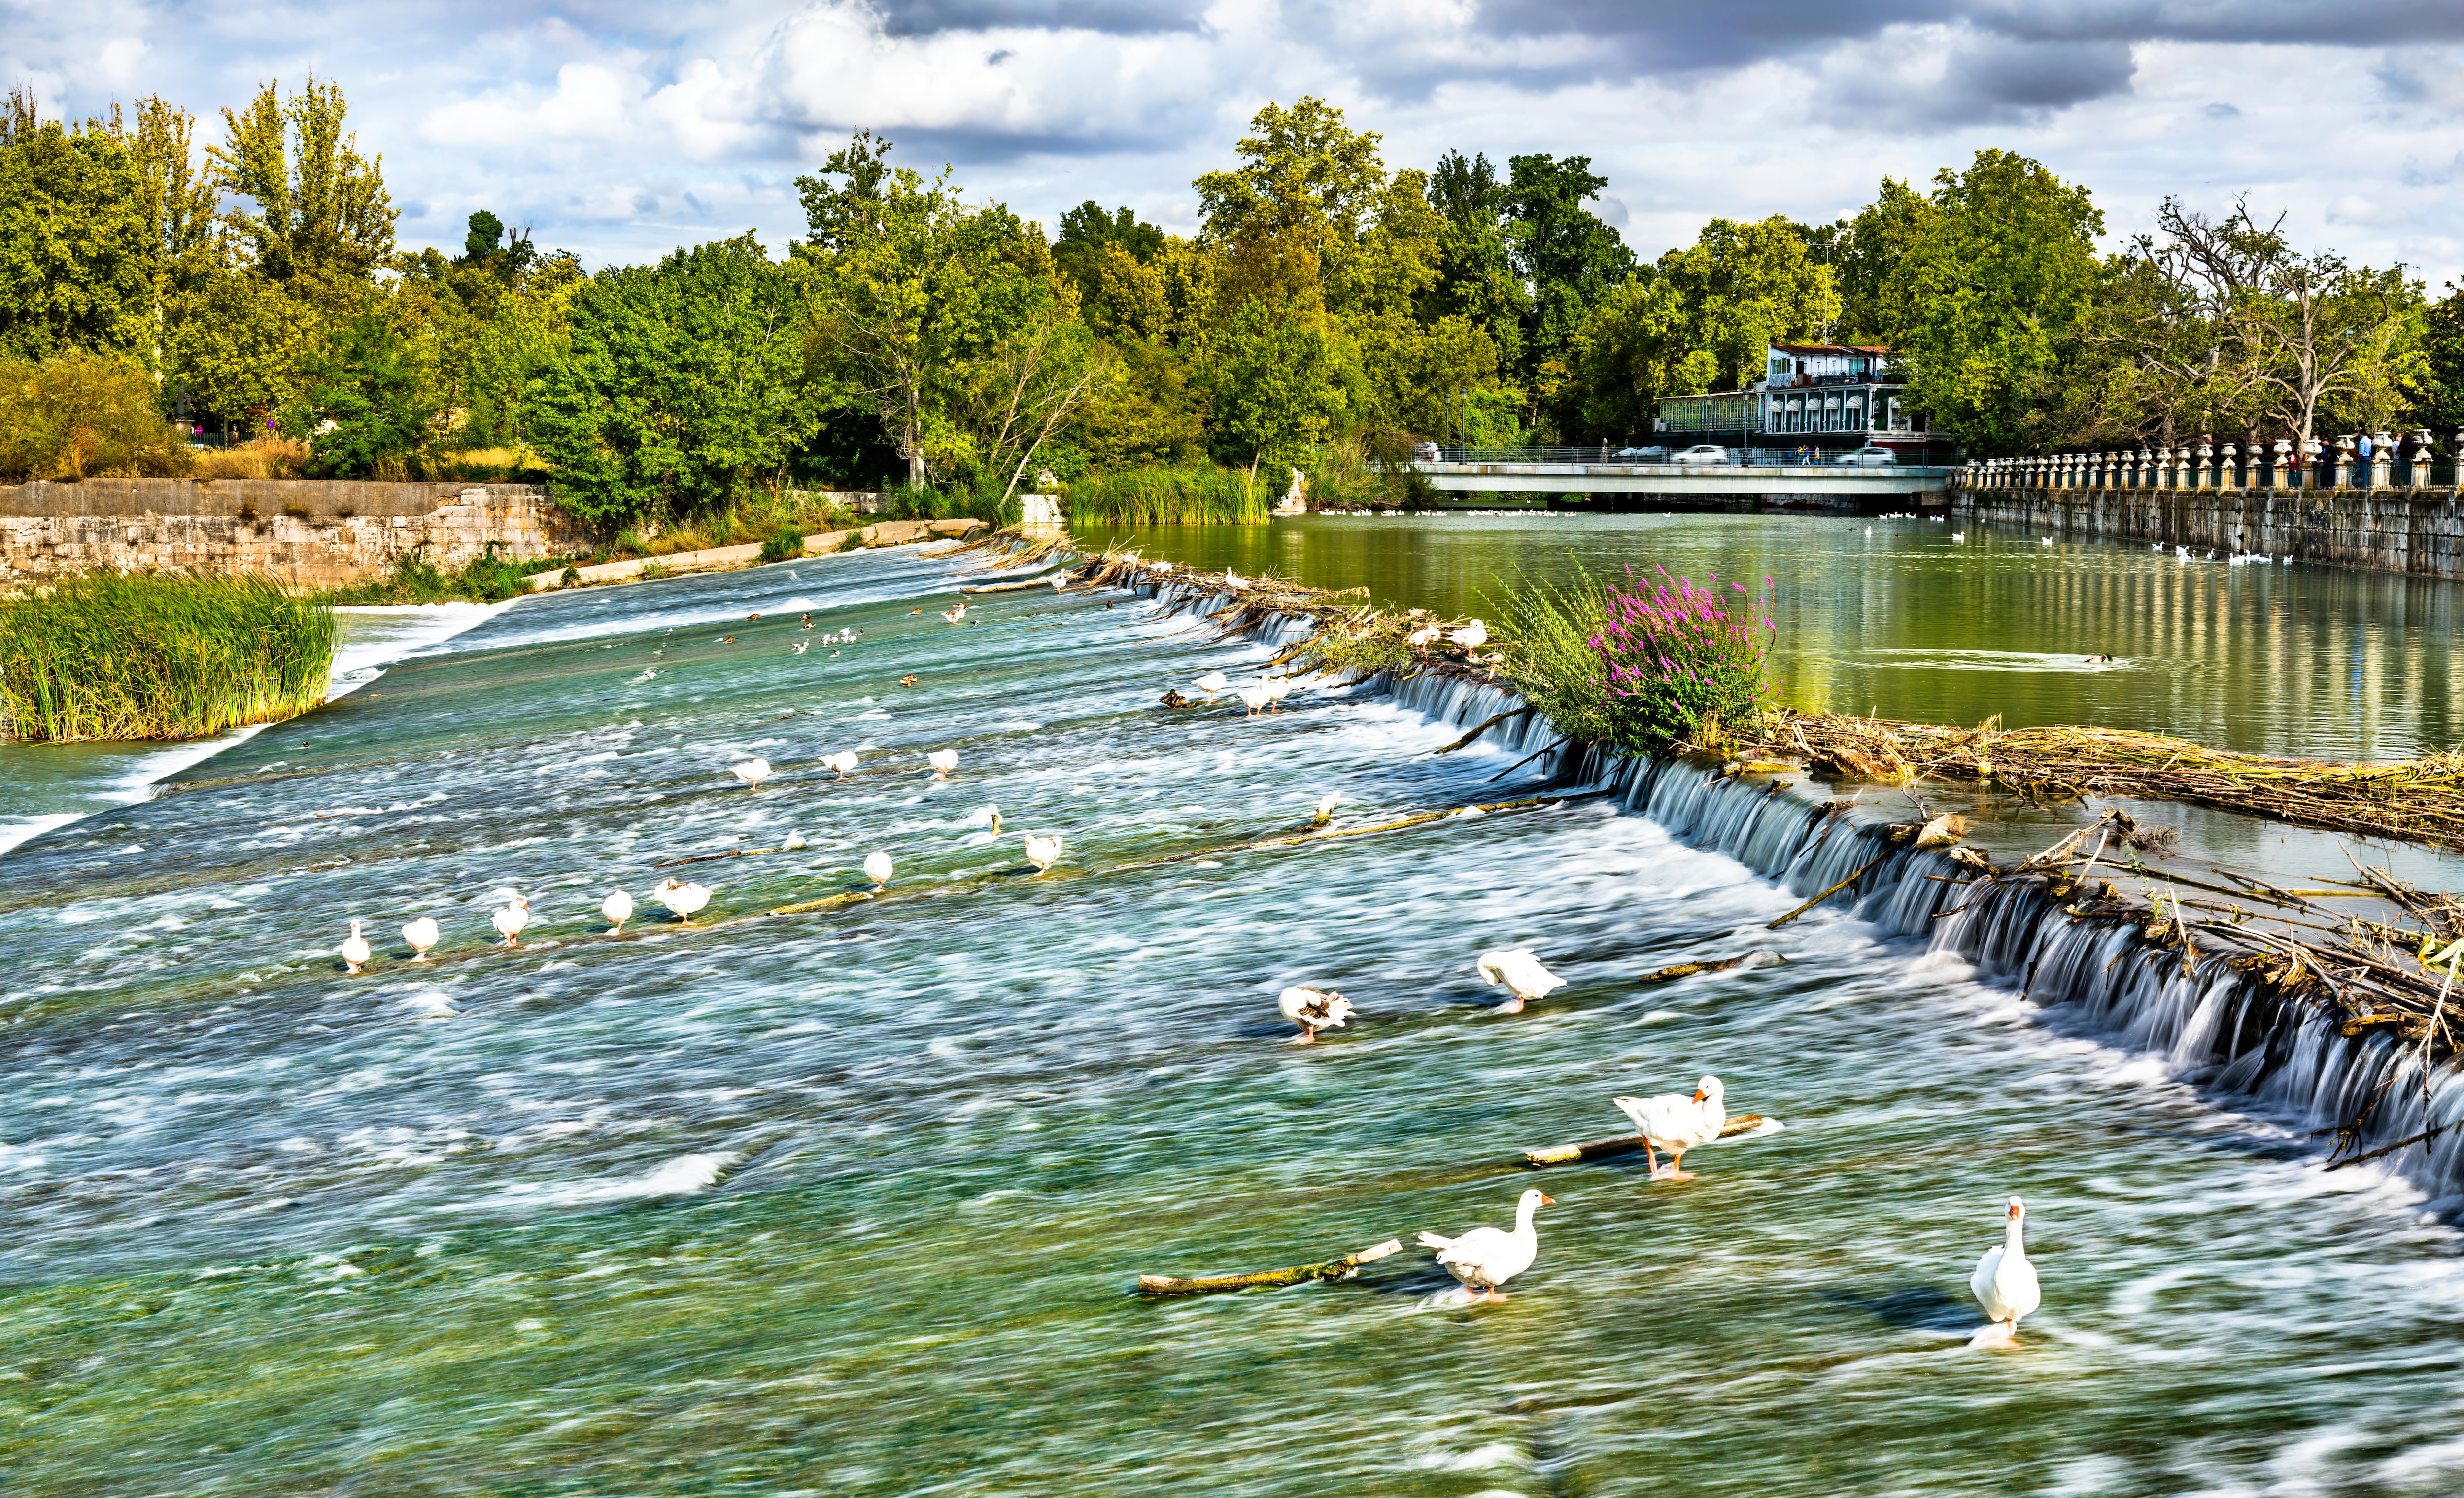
[1584,565,1778,749]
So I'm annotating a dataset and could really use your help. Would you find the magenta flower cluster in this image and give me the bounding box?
[1584,565,1777,748]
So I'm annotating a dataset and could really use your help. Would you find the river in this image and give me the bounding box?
[5,517,2464,1497]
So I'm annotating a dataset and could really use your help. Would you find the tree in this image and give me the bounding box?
[2415,283,2464,435]
[530,234,820,522]
[283,310,439,476]
[0,348,192,480]
[1200,298,1351,471]
[1054,201,1162,311]
[958,304,1118,502]
[1425,149,1528,373]
[208,77,396,284]
[795,131,1050,486]
[1885,150,2104,454]
[1194,97,1389,315]
[0,91,152,362]
[1569,217,1837,441]
[1502,154,1633,374]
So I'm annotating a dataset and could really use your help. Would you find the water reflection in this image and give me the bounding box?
[1095,513,2464,760]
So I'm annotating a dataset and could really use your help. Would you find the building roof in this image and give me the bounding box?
[1770,342,1896,357]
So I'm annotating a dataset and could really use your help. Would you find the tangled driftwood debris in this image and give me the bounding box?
[1138,1238,1403,1296]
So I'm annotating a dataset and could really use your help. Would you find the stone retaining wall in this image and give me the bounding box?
[0,479,592,590]
[1950,481,2464,579]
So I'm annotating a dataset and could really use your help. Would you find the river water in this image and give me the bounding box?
[7,519,2464,1496]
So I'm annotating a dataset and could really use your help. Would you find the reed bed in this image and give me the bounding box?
[0,572,335,742]
[1069,464,1270,527]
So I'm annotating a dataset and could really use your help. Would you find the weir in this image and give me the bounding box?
[1139,567,2464,1202]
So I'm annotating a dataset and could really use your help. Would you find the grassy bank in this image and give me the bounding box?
[1070,464,1269,527]
[0,572,335,742]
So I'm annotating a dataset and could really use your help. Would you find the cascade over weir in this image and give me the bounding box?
[1023,534,2464,1202]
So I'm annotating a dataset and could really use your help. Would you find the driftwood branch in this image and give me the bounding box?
[1138,1238,1403,1296]
[1639,952,1780,984]
[1768,855,1889,929]
[1522,1115,1774,1169]
[1433,708,1529,755]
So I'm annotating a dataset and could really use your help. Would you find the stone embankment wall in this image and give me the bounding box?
[1951,459,2464,579]
[0,479,590,590]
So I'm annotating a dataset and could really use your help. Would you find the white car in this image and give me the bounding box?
[1415,441,1443,463]
[1835,445,1899,466]
[1672,444,1728,464]
[1612,445,1669,462]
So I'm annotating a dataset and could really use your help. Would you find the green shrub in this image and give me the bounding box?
[0,350,194,482]
[0,571,334,742]
[759,524,806,562]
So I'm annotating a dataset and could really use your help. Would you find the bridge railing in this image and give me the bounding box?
[1423,445,1952,474]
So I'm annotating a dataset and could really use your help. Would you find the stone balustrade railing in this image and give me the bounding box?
[1955,430,2455,495]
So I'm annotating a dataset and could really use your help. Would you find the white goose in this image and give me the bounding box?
[1449,618,1488,652]
[822,750,859,779]
[341,920,372,975]
[402,916,439,962]
[1236,682,1270,717]
[1969,1196,2043,1348]
[1612,1075,1727,1180]
[942,602,968,625]
[1023,833,1062,875]
[654,878,712,925]
[1476,949,1565,1013]
[1224,569,1248,590]
[490,893,530,948]
[863,851,893,890]
[1193,670,1230,703]
[602,889,634,934]
[731,757,772,792]
[1263,674,1292,711]
[1278,986,1356,1043]
[927,749,958,779]
[1407,623,1441,648]
[1418,1188,1552,1303]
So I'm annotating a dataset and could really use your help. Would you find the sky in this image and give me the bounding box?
[9,0,2464,283]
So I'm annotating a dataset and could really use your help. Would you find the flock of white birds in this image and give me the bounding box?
[330,580,2040,1341]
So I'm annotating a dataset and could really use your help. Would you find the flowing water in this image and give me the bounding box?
[9,525,2464,1496]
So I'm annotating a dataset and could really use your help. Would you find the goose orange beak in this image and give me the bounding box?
[1691,1088,1707,1102]
[1540,1194,1555,1206]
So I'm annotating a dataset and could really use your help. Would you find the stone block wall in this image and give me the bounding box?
[0,480,594,590]
[1950,481,2464,579]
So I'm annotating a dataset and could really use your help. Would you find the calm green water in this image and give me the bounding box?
[1100,513,2464,760]
[8,535,2464,1495]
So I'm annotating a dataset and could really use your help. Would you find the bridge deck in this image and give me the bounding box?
[1419,461,1952,496]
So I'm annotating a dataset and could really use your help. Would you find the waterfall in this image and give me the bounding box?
[1155,578,2464,1200]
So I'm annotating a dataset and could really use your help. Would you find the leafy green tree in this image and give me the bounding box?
[282,310,439,476]
[208,76,396,284]
[795,131,1051,486]
[1200,298,1351,471]
[1884,150,2104,454]
[0,348,193,479]
[1054,201,1162,311]
[0,92,152,362]
[1195,96,1390,315]
[530,234,820,522]
[2414,282,2464,434]
[1503,154,1632,375]
[1425,149,1528,374]
[1570,217,1836,441]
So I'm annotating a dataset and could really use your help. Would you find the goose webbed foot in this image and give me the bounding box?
[1498,997,1524,1014]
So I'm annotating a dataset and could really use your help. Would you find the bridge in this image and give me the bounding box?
[1411,446,1953,506]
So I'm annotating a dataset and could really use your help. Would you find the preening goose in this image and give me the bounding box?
[822,751,859,779]
[927,749,958,779]
[1278,986,1356,1043]
[1023,833,1063,875]
[1450,618,1488,652]
[1969,1196,2043,1348]
[654,878,712,925]
[1193,671,1230,703]
[491,893,530,948]
[731,757,772,792]
[1407,624,1441,648]
[402,916,440,962]
[1418,1188,1552,1303]
[1476,949,1566,1013]
[341,920,371,975]
[602,889,634,934]
[1612,1075,1727,1180]
[863,851,893,891]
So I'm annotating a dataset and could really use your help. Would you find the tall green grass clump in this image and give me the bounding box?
[1070,463,1268,526]
[324,544,565,604]
[0,572,336,742]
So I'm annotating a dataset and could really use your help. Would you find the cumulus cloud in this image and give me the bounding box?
[3,0,2464,281]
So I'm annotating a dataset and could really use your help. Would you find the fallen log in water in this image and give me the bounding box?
[1138,1238,1403,1296]
[1639,952,1782,984]
[1522,1115,1777,1169]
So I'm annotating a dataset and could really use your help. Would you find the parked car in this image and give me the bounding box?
[1415,441,1443,463]
[1834,445,1899,466]
[1611,445,1670,462]
[1672,444,1729,464]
